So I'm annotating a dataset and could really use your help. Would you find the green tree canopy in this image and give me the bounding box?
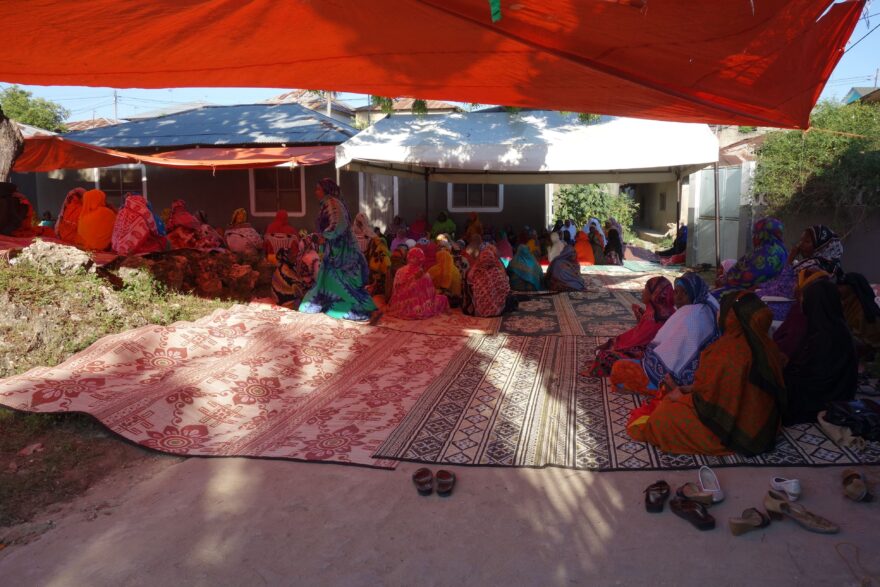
[552,184,638,234]
[0,85,69,132]
[752,101,879,214]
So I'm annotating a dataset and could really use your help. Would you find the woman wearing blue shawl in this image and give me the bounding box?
[507,244,543,291]
[547,242,586,292]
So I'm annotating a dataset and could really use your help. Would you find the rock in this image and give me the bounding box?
[17,442,44,457]
[15,240,93,275]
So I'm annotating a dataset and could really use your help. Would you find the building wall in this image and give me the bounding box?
[633,180,680,233]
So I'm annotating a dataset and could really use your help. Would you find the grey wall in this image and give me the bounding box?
[633,180,679,233]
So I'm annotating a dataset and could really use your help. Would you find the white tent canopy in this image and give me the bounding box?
[336,112,719,185]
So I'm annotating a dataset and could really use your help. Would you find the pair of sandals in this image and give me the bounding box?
[412,468,456,497]
[644,467,724,531]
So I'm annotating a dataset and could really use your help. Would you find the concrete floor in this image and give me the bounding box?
[1,458,878,586]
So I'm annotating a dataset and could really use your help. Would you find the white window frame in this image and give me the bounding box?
[95,164,148,199]
[248,166,306,218]
[446,183,504,213]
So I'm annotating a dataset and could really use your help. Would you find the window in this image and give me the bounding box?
[659,192,667,211]
[446,183,504,213]
[248,167,306,217]
[96,164,146,206]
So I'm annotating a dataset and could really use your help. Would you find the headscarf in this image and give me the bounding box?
[546,244,585,291]
[588,217,606,243]
[608,217,624,242]
[111,194,165,255]
[56,187,85,243]
[793,224,844,280]
[507,244,543,292]
[720,217,787,290]
[229,207,248,227]
[77,189,117,251]
[604,228,624,262]
[646,276,676,321]
[574,230,594,264]
[352,212,375,252]
[428,249,462,296]
[266,210,296,235]
[318,178,340,198]
[466,246,510,317]
[388,246,450,319]
[675,272,719,311]
[495,230,513,258]
[613,277,675,351]
[367,235,391,274]
[547,231,565,262]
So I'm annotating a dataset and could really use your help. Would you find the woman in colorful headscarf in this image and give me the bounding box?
[299,179,377,321]
[76,189,117,251]
[507,244,544,292]
[464,212,483,242]
[388,247,449,319]
[790,224,845,282]
[428,248,462,306]
[223,207,264,256]
[611,272,720,395]
[352,212,375,253]
[463,246,512,317]
[627,292,786,457]
[715,217,787,293]
[546,240,585,292]
[495,230,514,259]
[588,218,606,244]
[56,187,86,243]
[271,239,317,310]
[585,276,676,377]
[432,212,456,239]
[111,194,166,255]
[365,235,391,295]
[603,228,625,266]
[526,229,540,259]
[574,230,595,265]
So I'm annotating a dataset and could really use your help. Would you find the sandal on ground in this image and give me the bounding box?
[412,468,434,496]
[698,466,724,503]
[763,490,839,534]
[729,508,771,536]
[436,470,456,497]
[669,497,716,531]
[644,480,671,513]
[770,476,802,501]
[676,482,714,506]
[842,469,874,503]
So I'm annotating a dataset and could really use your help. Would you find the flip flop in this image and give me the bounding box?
[436,470,456,497]
[669,497,716,531]
[842,469,874,503]
[412,468,434,496]
[729,508,771,536]
[698,466,725,503]
[644,480,671,513]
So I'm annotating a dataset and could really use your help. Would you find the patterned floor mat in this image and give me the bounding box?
[375,335,880,470]
[0,304,468,468]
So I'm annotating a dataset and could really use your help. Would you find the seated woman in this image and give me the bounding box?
[791,224,845,281]
[56,187,86,243]
[546,241,585,292]
[839,272,880,365]
[165,200,221,250]
[408,215,429,240]
[111,194,166,255]
[464,233,483,264]
[432,212,456,239]
[526,229,541,259]
[495,230,513,260]
[365,235,390,296]
[587,222,606,265]
[585,276,675,377]
[546,231,565,262]
[77,189,117,251]
[714,217,787,293]
[463,246,513,317]
[385,245,408,302]
[658,224,687,258]
[271,240,317,310]
[417,237,438,270]
[603,228,624,266]
[574,230,595,265]
[264,209,298,256]
[507,244,544,292]
[782,275,857,425]
[428,248,462,307]
[388,247,449,319]
[610,272,719,395]
[464,212,483,242]
[224,208,264,256]
[352,212,375,253]
[6,190,36,238]
[627,292,786,457]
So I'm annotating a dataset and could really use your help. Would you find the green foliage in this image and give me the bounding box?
[411,99,428,116]
[752,101,880,214]
[577,113,600,124]
[0,85,69,132]
[371,96,395,115]
[738,125,757,133]
[552,184,639,235]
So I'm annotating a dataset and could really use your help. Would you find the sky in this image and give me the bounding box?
[1,8,877,124]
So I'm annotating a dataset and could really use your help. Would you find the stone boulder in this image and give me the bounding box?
[14,240,94,275]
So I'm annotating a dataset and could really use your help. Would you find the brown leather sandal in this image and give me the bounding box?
[676,482,714,506]
[842,469,874,503]
[728,508,771,536]
[669,497,716,531]
[644,480,671,513]
[412,468,433,496]
[764,490,839,534]
[436,470,456,497]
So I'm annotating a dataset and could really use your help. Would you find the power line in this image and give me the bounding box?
[845,21,880,53]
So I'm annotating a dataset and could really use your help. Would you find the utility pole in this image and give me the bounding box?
[875,67,879,87]
[113,90,118,120]
[326,91,332,118]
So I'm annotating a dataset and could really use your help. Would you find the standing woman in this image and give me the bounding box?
[299,178,378,322]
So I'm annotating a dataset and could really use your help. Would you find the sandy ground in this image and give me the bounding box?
[1,458,878,587]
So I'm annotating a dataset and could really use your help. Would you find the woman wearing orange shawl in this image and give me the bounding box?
[56,188,86,243]
[77,189,117,251]
[627,292,786,457]
[428,249,462,306]
[574,230,595,265]
[464,212,483,241]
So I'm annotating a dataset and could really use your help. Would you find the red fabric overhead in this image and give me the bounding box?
[14,138,337,172]
[0,1,865,128]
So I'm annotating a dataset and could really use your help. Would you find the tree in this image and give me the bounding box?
[552,184,639,234]
[752,101,880,217]
[0,85,69,132]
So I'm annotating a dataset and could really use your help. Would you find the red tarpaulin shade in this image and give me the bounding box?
[13,137,337,172]
[0,1,865,128]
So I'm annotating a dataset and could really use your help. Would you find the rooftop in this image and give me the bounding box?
[354,98,461,113]
[265,91,355,115]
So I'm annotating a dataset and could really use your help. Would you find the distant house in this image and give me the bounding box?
[12,103,360,232]
[354,98,462,127]
[843,86,879,105]
[265,90,355,125]
[65,118,120,132]
[857,88,880,104]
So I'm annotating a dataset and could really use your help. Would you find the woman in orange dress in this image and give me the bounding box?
[627,292,786,456]
[574,230,595,265]
[77,189,117,251]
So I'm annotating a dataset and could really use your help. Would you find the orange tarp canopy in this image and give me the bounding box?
[14,136,337,172]
[0,0,865,128]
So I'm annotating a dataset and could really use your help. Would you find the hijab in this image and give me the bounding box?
[614,276,676,350]
[229,207,249,227]
[318,178,340,198]
[507,244,543,291]
[547,231,565,262]
[428,249,462,295]
[266,210,296,235]
[77,189,117,251]
[794,224,844,280]
[495,230,513,258]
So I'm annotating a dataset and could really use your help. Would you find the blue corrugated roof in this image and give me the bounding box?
[64,103,357,149]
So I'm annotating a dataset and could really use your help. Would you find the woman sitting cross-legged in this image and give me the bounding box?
[77,189,117,251]
[507,244,544,292]
[463,246,515,317]
[428,248,463,307]
[388,247,449,319]
[610,272,719,395]
[626,292,787,457]
[546,236,586,292]
[584,276,675,377]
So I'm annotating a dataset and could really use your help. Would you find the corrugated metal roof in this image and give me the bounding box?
[64,103,357,149]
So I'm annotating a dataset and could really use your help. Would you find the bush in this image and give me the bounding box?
[552,184,639,235]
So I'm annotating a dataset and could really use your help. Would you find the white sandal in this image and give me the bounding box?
[698,466,724,503]
[771,476,802,501]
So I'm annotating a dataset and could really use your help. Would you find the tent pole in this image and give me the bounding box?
[424,169,429,221]
[675,169,682,231]
[713,162,721,268]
